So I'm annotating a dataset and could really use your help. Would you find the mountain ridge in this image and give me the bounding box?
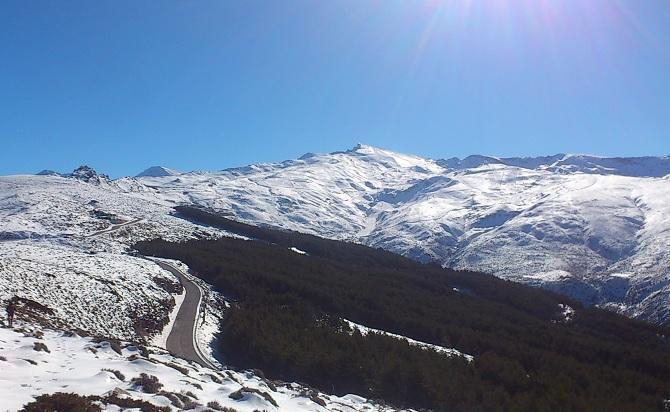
[5,145,670,326]
[118,145,670,326]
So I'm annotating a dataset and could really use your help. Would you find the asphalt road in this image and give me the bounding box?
[154,260,215,369]
[89,219,215,369]
[86,218,143,237]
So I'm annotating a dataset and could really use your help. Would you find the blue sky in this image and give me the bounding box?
[1,1,669,177]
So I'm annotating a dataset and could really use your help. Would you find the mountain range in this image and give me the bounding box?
[3,144,670,326]
[124,144,670,325]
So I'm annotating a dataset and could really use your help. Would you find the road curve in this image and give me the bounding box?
[154,260,217,369]
[86,218,143,237]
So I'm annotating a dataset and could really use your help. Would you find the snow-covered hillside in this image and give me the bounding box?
[128,145,670,325]
[0,324,402,411]
[0,168,403,411]
[0,173,228,340]
[1,145,669,329]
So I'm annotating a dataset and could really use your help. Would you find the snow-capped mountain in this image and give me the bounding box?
[439,153,670,177]
[3,145,670,327]
[128,145,670,325]
[34,165,111,184]
[1,148,669,409]
[136,166,181,178]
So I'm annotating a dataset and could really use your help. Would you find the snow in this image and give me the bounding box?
[556,304,575,323]
[343,319,473,362]
[289,246,308,255]
[0,324,405,412]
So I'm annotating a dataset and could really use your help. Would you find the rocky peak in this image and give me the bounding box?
[70,165,109,184]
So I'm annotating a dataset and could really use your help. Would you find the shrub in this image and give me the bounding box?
[19,392,101,412]
[33,342,50,353]
[102,368,125,381]
[207,373,223,384]
[165,361,190,375]
[185,390,199,399]
[182,399,201,410]
[92,338,123,355]
[131,373,163,393]
[207,401,239,412]
[158,391,184,408]
[100,394,170,412]
[228,387,277,407]
[153,276,184,294]
[109,340,123,355]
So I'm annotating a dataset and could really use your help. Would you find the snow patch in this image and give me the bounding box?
[343,319,473,362]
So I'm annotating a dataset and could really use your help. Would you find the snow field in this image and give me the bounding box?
[0,324,409,412]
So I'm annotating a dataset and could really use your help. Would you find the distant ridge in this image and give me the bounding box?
[136,166,180,177]
[437,153,670,177]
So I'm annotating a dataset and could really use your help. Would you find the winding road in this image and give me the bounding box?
[86,218,143,237]
[154,261,217,369]
[88,219,216,369]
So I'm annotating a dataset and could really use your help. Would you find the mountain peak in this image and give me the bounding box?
[348,143,395,156]
[36,169,61,176]
[69,165,109,183]
[136,166,180,178]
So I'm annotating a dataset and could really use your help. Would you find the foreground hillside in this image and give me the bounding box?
[135,208,670,412]
[0,324,395,411]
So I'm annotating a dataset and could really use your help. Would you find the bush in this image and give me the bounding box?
[207,373,223,384]
[207,401,239,411]
[33,342,50,353]
[20,392,101,412]
[185,390,199,399]
[158,391,184,408]
[166,361,190,375]
[131,373,163,393]
[228,387,277,407]
[100,394,170,412]
[102,368,125,381]
[182,399,201,410]
[92,338,123,355]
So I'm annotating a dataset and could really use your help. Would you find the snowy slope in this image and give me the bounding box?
[0,324,403,412]
[343,320,473,361]
[128,146,670,325]
[0,173,228,340]
[0,169,405,411]
[2,146,669,328]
